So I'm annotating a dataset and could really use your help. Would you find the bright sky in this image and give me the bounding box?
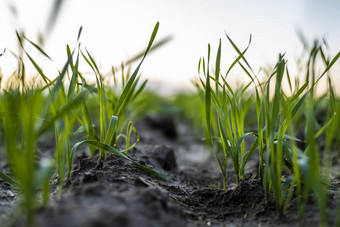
[1,0,340,92]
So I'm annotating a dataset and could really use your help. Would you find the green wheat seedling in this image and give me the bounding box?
[259,55,307,213]
[0,29,89,223]
[294,40,340,225]
[71,22,169,180]
[79,34,171,148]
[199,38,255,188]
[0,90,55,225]
[78,52,143,157]
[21,28,90,188]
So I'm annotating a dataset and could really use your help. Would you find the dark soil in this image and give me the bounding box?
[0,116,339,227]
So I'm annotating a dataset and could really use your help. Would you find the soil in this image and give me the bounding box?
[0,115,339,227]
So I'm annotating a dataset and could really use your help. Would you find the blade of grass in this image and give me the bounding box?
[0,171,20,188]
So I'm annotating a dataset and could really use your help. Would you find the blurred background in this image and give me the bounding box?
[0,0,340,93]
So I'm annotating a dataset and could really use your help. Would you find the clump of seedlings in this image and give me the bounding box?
[196,34,340,225]
[0,22,168,225]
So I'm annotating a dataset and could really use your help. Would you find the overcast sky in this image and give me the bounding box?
[1,0,339,92]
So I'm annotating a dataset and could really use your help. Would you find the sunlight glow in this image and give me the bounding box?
[0,0,339,92]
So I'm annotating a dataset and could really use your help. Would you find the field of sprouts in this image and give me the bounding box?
[0,22,340,227]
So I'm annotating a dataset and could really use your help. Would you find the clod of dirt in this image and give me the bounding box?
[148,145,177,171]
[144,114,177,139]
